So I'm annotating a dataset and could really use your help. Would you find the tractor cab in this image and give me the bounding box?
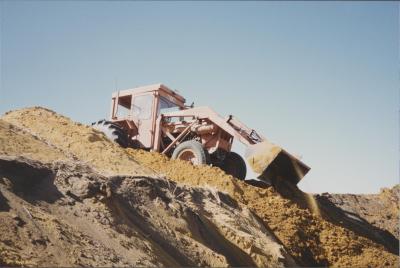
[109,84,186,149]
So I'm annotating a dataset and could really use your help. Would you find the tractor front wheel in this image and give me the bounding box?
[171,140,208,165]
[220,152,247,180]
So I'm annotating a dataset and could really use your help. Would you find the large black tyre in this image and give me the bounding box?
[91,120,129,148]
[171,140,208,165]
[220,152,247,180]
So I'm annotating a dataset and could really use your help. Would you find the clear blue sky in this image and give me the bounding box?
[1,1,398,193]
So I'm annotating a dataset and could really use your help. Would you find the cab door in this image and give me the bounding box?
[131,93,155,148]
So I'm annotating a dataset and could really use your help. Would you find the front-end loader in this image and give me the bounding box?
[92,83,309,185]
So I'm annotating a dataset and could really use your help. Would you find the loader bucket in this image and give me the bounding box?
[245,141,310,185]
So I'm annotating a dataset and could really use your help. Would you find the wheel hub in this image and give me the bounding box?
[178,149,198,165]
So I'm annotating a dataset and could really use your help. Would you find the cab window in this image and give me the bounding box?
[158,96,179,115]
[132,94,153,120]
[116,95,131,118]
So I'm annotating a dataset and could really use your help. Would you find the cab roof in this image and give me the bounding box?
[112,83,186,104]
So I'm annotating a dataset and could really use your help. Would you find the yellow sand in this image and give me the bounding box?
[2,107,398,267]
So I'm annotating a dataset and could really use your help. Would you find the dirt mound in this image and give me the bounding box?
[0,119,68,163]
[0,107,295,267]
[0,156,294,267]
[126,149,399,267]
[1,106,399,267]
[318,185,399,240]
[2,107,153,176]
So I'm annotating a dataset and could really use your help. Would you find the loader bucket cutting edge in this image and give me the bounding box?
[245,141,310,185]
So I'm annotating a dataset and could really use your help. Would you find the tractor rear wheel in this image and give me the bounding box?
[220,152,247,180]
[91,120,129,148]
[171,140,208,165]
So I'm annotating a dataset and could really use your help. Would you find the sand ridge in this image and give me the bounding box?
[1,106,398,267]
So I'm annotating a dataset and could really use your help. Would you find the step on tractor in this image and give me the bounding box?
[93,84,310,185]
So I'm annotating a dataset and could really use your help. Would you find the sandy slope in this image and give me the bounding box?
[1,106,399,267]
[0,109,293,267]
[0,156,295,267]
[318,185,399,240]
[2,108,153,176]
[0,119,68,163]
[126,149,399,267]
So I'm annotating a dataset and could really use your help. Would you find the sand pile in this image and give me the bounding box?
[0,156,295,267]
[319,185,400,240]
[126,150,399,267]
[2,107,153,176]
[1,106,399,267]
[0,107,295,267]
[0,119,68,163]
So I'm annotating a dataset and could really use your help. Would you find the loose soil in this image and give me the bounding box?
[1,107,398,267]
[126,149,399,267]
[318,186,399,240]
